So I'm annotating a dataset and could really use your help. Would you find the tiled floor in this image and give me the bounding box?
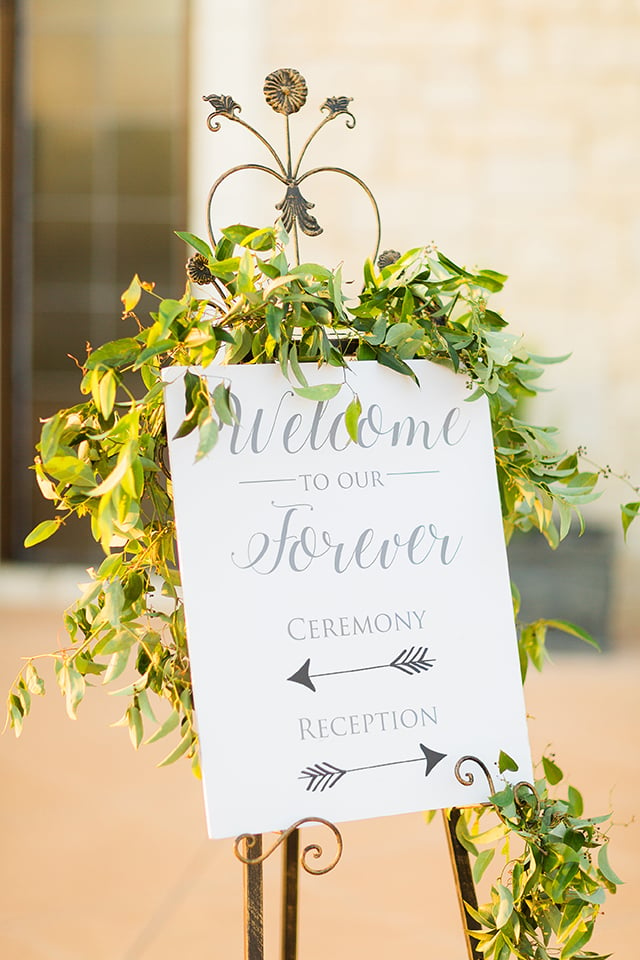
[1,593,637,959]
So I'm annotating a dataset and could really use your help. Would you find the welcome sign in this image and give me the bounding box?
[163,360,532,839]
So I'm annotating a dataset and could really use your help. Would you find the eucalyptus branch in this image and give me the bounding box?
[8,223,624,948]
[578,446,639,494]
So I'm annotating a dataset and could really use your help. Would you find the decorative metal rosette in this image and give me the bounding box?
[377,249,401,269]
[186,253,215,285]
[263,67,308,115]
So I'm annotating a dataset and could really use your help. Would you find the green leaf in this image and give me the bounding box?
[239,226,276,251]
[556,898,584,939]
[39,411,66,463]
[121,274,142,313]
[495,883,514,927]
[158,299,187,335]
[288,342,308,387]
[62,664,86,720]
[23,518,62,548]
[519,620,548,672]
[290,262,333,280]
[384,322,418,347]
[215,235,235,261]
[542,755,564,785]
[103,648,131,685]
[145,709,180,744]
[221,223,261,245]
[257,259,280,279]
[375,346,419,383]
[158,730,193,767]
[86,337,140,371]
[212,381,236,426]
[544,619,600,651]
[367,313,388,346]
[128,705,144,749]
[132,339,176,369]
[225,323,253,364]
[237,248,255,293]
[597,842,622,886]
[44,454,95,487]
[89,442,135,497]
[345,395,362,443]
[559,924,592,959]
[174,231,213,259]
[511,580,521,618]
[265,303,283,342]
[528,351,572,365]
[437,251,474,278]
[498,750,519,773]
[362,257,378,289]
[98,369,117,418]
[25,663,45,696]
[206,256,240,280]
[454,812,479,856]
[195,416,219,462]
[621,501,640,541]
[293,383,342,402]
[472,848,495,884]
[567,785,584,817]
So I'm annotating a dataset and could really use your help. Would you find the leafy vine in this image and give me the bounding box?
[7,222,629,957]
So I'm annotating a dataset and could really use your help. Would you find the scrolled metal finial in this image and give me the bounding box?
[203,68,381,264]
[321,96,356,129]
[203,93,242,132]
[263,67,308,115]
[454,755,497,795]
[234,818,343,876]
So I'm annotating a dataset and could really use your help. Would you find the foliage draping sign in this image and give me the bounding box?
[163,360,532,840]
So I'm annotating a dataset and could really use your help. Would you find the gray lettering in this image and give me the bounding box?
[287,618,305,641]
[421,706,438,725]
[400,709,418,728]
[299,718,315,740]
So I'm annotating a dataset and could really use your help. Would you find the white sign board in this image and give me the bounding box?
[163,360,532,839]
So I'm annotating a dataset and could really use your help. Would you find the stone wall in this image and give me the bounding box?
[190,0,640,647]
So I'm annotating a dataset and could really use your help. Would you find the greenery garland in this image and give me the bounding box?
[7,222,632,958]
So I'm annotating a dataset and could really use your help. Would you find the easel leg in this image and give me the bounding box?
[243,834,264,960]
[281,827,299,960]
[235,819,341,959]
[443,809,483,960]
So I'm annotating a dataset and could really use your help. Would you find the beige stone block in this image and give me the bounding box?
[543,19,640,74]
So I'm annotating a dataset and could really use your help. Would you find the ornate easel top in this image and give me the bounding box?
[202,67,381,265]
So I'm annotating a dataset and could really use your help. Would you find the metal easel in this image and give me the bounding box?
[232,756,500,960]
[196,71,520,960]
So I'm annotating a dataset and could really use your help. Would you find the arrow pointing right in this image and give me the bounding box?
[298,743,447,791]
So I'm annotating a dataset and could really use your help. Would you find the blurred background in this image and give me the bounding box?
[1,1,638,957]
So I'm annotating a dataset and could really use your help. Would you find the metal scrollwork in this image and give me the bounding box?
[320,96,355,128]
[455,757,541,818]
[513,780,541,813]
[234,818,343,876]
[275,185,322,237]
[203,94,242,131]
[202,67,381,264]
[454,755,497,795]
